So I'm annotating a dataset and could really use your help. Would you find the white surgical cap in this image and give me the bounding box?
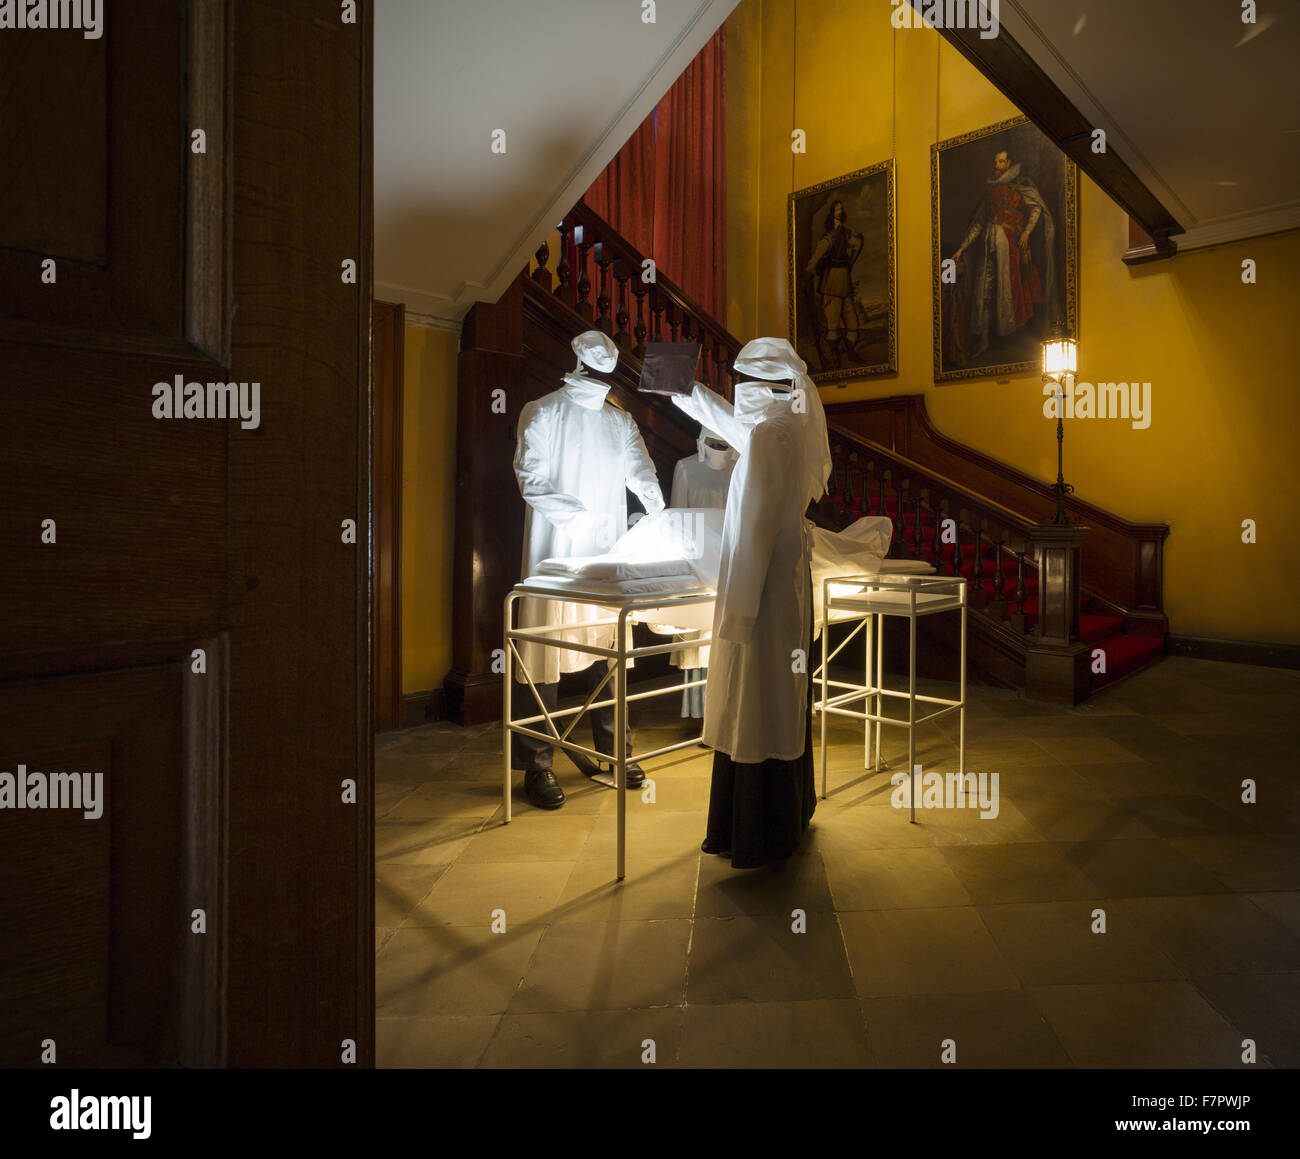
[732,337,831,504]
[572,329,619,374]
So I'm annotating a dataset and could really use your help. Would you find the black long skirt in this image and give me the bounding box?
[703,574,817,869]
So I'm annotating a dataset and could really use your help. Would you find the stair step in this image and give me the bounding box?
[1091,633,1164,690]
[1080,614,1125,645]
[822,482,1167,701]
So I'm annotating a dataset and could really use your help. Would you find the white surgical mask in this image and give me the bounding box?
[698,436,735,470]
[732,381,787,425]
[562,372,612,410]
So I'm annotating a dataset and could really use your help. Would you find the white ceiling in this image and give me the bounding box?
[1004,0,1300,250]
[374,0,740,328]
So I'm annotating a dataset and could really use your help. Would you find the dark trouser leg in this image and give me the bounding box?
[511,677,559,770]
[587,660,633,760]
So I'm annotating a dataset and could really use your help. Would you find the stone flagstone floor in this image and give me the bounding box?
[375,656,1300,1068]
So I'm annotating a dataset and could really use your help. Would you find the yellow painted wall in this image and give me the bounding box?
[401,322,459,694]
[726,0,1300,644]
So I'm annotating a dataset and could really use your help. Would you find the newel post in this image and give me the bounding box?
[1025,522,1091,705]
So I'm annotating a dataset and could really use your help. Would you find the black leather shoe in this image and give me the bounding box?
[701,837,731,855]
[570,753,645,789]
[523,766,565,809]
[617,761,647,789]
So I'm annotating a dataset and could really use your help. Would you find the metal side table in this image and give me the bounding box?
[817,572,967,821]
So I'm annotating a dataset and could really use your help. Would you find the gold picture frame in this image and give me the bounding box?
[931,115,1078,383]
[788,158,897,385]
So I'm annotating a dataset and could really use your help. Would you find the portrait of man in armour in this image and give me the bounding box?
[788,159,897,385]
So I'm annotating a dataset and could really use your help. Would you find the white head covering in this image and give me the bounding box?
[571,329,619,374]
[697,426,738,470]
[732,337,831,504]
[561,329,618,408]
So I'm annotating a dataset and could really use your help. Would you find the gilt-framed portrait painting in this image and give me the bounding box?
[788,158,897,385]
[931,115,1077,382]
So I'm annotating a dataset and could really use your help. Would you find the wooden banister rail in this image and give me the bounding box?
[533,200,744,396]
[827,395,1169,621]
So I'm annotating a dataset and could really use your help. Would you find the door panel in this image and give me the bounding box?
[0,0,372,1068]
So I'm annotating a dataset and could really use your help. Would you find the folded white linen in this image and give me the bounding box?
[536,555,694,582]
[520,573,708,598]
[610,507,726,588]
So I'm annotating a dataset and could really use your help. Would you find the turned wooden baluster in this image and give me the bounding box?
[847,452,862,522]
[956,508,970,583]
[913,488,927,557]
[859,458,873,520]
[892,476,907,554]
[650,287,664,342]
[613,260,631,348]
[594,242,613,334]
[969,517,989,610]
[698,334,712,388]
[1008,548,1029,633]
[667,302,679,342]
[632,280,648,357]
[905,481,919,556]
[531,237,551,290]
[575,227,593,321]
[713,342,727,394]
[880,470,894,549]
[932,497,947,571]
[554,220,572,303]
[988,527,1009,620]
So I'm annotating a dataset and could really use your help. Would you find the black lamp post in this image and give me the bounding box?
[1041,327,1078,525]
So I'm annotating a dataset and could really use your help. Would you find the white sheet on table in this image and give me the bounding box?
[536,555,694,582]
[519,573,708,599]
[525,510,933,636]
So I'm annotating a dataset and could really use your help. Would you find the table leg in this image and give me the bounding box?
[874,613,883,773]
[502,596,513,826]
[909,612,917,825]
[820,610,828,799]
[864,610,873,773]
[959,601,967,776]
[616,641,627,882]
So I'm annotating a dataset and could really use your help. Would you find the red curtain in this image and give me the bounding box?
[583,26,727,324]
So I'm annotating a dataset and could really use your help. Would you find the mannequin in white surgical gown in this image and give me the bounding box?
[669,427,737,717]
[672,337,831,866]
[512,331,665,805]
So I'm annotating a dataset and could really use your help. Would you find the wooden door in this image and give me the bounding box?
[372,299,404,732]
[0,0,373,1068]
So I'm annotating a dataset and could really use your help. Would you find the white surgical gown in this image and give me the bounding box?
[674,383,817,763]
[513,378,665,684]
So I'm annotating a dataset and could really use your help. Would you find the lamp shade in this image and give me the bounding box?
[1042,334,1077,378]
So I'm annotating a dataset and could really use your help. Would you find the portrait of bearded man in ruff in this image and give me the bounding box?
[932,116,1077,382]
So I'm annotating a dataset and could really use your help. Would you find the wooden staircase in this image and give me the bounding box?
[446,200,1170,723]
[811,429,1167,696]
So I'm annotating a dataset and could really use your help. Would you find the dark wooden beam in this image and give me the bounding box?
[911,1,1184,243]
[1123,216,1178,265]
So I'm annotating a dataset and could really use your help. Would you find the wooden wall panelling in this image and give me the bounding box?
[0,0,374,1068]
